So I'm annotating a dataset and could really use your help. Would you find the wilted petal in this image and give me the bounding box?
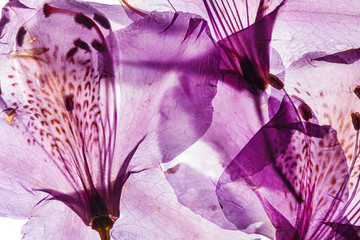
[217,96,350,239]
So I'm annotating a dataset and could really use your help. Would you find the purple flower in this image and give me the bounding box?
[126,1,360,239]
[0,0,223,239]
[216,96,355,239]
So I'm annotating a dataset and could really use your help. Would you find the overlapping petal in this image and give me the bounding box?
[217,96,350,239]
[0,0,220,238]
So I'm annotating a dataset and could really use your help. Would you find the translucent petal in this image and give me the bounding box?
[0,1,220,238]
[111,11,218,165]
[159,73,276,237]
[112,167,265,240]
[119,0,283,40]
[217,96,350,239]
[271,0,360,68]
[21,200,98,240]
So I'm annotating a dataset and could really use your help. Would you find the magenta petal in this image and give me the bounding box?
[217,96,349,239]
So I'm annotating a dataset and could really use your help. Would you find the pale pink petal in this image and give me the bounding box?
[112,167,265,240]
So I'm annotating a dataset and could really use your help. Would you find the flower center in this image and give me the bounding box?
[91,215,114,240]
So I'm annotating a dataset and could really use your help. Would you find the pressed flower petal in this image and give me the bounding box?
[21,200,99,239]
[0,1,220,239]
[271,0,360,67]
[217,96,350,239]
[111,11,219,165]
[112,167,265,240]
[282,59,360,195]
[160,73,276,237]
[120,0,283,40]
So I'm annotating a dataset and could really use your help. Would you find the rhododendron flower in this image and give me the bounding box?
[0,0,232,239]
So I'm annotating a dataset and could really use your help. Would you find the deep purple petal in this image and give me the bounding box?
[159,73,276,237]
[217,96,349,239]
[218,2,285,91]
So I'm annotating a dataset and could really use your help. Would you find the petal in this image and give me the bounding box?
[111,10,219,167]
[282,58,360,194]
[0,108,74,218]
[120,0,283,40]
[217,96,349,239]
[160,74,276,237]
[0,0,123,224]
[21,200,98,240]
[112,167,265,240]
[271,0,360,67]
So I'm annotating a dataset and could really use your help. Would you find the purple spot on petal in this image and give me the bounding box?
[63,95,74,111]
[66,47,78,59]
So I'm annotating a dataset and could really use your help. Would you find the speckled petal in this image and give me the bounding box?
[217,96,350,239]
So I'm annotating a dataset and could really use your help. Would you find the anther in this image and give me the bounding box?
[298,103,313,121]
[265,73,284,90]
[354,86,360,99]
[351,112,360,130]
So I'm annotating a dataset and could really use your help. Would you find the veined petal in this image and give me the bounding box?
[0,1,220,239]
[282,56,360,195]
[21,200,99,239]
[217,96,350,239]
[160,73,276,237]
[112,167,265,240]
[271,0,360,68]
[0,0,120,225]
[111,11,219,166]
[119,0,283,40]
